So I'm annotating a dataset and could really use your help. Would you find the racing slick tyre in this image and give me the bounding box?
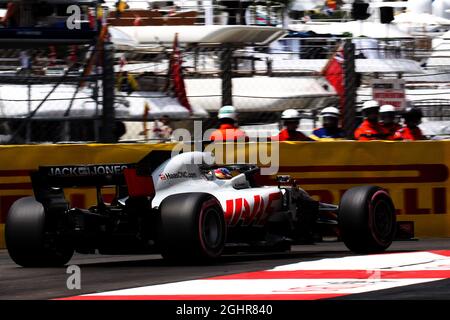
[5,197,74,267]
[338,186,396,254]
[157,193,226,263]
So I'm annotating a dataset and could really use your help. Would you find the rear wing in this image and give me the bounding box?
[32,150,173,189]
[34,164,133,188]
[30,150,173,207]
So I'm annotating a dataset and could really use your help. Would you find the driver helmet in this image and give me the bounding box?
[214,168,232,179]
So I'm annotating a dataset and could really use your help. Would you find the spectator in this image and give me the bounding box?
[209,105,248,141]
[152,115,173,140]
[310,106,345,141]
[0,122,12,143]
[113,121,126,141]
[272,109,312,141]
[19,51,32,76]
[115,0,129,18]
[393,107,426,141]
[117,71,138,95]
[354,100,385,140]
[379,104,401,140]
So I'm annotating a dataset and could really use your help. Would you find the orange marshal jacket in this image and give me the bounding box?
[209,124,248,142]
[354,120,386,141]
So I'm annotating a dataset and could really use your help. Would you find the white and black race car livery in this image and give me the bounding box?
[5,151,397,267]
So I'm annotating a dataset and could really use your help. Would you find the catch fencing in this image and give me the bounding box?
[0,36,449,143]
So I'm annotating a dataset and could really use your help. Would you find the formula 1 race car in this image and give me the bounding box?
[5,151,397,267]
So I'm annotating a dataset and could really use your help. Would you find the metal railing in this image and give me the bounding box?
[0,40,450,144]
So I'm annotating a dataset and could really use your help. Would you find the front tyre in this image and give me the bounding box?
[157,193,226,262]
[5,197,74,267]
[338,186,396,254]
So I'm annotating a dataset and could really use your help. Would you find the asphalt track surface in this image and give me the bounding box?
[1,238,450,300]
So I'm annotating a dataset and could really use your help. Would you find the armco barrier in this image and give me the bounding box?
[273,141,450,238]
[0,141,449,249]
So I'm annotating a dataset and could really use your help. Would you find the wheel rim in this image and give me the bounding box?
[202,208,222,249]
[372,199,393,240]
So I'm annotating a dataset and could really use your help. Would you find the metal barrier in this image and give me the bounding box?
[0,141,450,249]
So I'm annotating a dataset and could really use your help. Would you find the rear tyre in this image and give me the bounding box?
[5,197,74,267]
[338,186,396,254]
[157,193,226,263]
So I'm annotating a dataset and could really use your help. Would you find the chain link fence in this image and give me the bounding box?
[0,33,449,143]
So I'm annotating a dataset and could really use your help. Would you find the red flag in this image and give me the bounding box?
[322,45,345,109]
[170,33,192,113]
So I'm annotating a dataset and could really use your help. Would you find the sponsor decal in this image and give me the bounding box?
[159,171,197,181]
[225,192,281,226]
[47,165,129,177]
[275,164,449,184]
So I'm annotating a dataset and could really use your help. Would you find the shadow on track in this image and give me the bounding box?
[72,249,353,268]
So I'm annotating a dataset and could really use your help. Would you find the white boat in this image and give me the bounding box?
[427,30,450,69]
[0,84,128,119]
[109,24,341,112]
[110,24,333,111]
[124,90,208,118]
[288,21,413,38]
[109,25,286,50]
[0,84,207,119]
[394,12,450,26]
[185,76,336,112]
[252,58,424,74]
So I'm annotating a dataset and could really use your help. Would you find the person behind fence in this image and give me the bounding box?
[354,100,385,141]
[379,104,401,140]
[272,109,313,141]
[115,0,129,18]
[393,107,426,141]
[310,106,345,141]
[118,71,138,95]
[113,121,126,142]
[152,115,173,140]
[209,105,248,142]
[0,122,12,144]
